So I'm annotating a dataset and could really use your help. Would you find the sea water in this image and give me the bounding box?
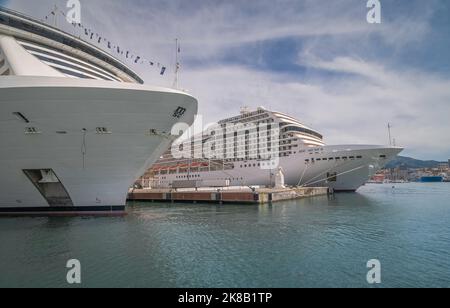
[0,183,449,288]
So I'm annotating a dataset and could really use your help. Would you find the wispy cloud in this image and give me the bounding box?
[6,0,450,160]
[183,59,450,160]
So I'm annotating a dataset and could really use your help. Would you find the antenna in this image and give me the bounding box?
[388,123,392,146]
[173,38,181,89]
[52,4,58,28]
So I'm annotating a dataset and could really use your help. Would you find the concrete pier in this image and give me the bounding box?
[127,186,329,205]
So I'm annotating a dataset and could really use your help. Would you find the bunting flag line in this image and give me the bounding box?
[41,7,169,76]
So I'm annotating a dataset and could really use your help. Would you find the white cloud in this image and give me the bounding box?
[182,58,450,160]
[6,0,450,160]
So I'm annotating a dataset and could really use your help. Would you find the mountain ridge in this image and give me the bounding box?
[385,156,447,169]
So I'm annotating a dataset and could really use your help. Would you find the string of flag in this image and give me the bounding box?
[42,7,167,76]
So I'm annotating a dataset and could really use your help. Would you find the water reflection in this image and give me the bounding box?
[1,183,449,287]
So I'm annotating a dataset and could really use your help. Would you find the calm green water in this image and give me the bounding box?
[1,183,449,288]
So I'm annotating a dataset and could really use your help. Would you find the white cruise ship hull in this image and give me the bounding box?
[284,145,403,191]
[151,145,402,192]
[0,76,197,214]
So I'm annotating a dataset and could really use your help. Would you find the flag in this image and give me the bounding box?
[135,56,141,63]
[160,67,166,75]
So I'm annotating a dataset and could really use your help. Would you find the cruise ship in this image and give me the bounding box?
[0,7,198,214]
[143,107,402,191]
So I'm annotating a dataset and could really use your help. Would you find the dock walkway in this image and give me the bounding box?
[128,186,329,205]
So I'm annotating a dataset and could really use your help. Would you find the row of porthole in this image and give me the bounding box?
[172,176,245,181]
[22,127,110,135]
[240,161,277,168]
[174,174,245,181]
[305,156,364,163]
[176,174,201,179]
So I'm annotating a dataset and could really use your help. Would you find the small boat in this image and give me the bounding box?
[420,176,443,183]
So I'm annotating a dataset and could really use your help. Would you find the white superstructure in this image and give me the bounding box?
[144,107,402,191]
[0,7,198,214]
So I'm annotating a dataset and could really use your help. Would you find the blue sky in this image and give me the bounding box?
[4,0,450,160]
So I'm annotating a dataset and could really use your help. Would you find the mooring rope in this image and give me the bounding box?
[81,128,87,169]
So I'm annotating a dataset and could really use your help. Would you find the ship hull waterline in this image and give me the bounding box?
[0,77,198,215]
[150,145,403,192]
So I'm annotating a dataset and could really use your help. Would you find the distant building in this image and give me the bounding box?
[438,162,449,171]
